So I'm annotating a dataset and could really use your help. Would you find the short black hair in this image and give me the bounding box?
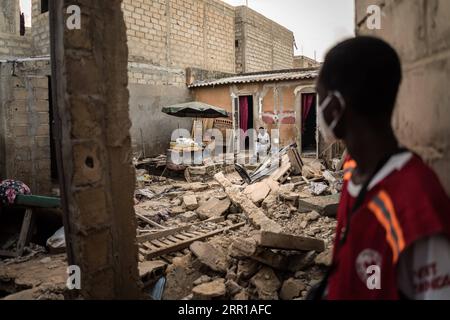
[319,36,402,118]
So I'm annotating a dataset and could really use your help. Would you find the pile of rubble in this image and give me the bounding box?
[135,149,344,300]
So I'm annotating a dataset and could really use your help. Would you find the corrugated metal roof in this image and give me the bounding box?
[188,68,319,88]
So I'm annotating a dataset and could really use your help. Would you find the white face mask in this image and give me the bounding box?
[318,91,345,144]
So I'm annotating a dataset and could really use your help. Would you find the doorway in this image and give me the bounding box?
[301,93,317,154]
[238,95,254,149]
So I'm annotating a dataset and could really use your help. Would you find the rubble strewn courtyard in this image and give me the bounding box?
[0,150,342,300]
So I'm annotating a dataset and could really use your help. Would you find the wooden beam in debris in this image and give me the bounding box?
[136,217,225,243]
[142,222,245,260]
[135,212,166,230]
[256,231,325,253]
[214,172,282,233]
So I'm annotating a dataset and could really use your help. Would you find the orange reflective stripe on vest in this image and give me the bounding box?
[343,160,357,181]
[368,190,406,263]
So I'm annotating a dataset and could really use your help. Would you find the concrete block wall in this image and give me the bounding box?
[31,0,50,56]
[235,6,294,73]
[0,59,52,194]
[122,0,236,156]
[122,0,236,87]
[355,0,450,194]
[0,0,33,59]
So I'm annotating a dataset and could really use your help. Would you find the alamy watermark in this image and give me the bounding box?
[66,265,81,290]
[366,5,383,30]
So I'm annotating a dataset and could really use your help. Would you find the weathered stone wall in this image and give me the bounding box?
[235,6,294,73]
[0,58,51,194]
[0,0,33,59]
[355,0,450,194]
[51,0,140,299]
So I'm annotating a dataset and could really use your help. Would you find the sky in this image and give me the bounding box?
[19,0,355,62]
[223,0,355,61]
[20,0,32,27]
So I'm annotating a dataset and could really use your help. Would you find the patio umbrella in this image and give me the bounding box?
[161,102,229,118]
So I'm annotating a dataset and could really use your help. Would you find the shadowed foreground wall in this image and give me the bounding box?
[50,0,140,299]
[355,0,450,194]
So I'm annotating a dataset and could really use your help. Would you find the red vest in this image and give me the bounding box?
[328,155,450,300]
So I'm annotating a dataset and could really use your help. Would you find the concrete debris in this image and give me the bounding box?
[298,194,341,217]
[196,197,231,220]
[256,231,325,252]
[183,195,199,211]
[250,267,281,300]
[139,260,167,288]
[193,275,212,286]
[214,172,283,233]
[192,278,226,300]
[178,211,198,223]
[190,241,228,274]
[128,146,343,300]
[280,278,306,300]
[244,181,272,206]
[309,182,328,196]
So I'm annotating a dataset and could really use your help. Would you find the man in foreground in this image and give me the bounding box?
[313,36,450,300]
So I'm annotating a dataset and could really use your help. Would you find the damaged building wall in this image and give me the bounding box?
[192,78,317,150]
[122,0,237,156]
[50,0,141,298]
[0,0,32,59]
[235,6,294,74]
[31,0,50,56]
[0,58,52,195]
[355,0,450,194]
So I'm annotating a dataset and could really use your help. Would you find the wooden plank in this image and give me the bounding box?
[136,217,224,243]
[16,209,33,256]
[257,231,325,253]
[145,222,245,259]
[0,250,18,258]
[136,213,166,230]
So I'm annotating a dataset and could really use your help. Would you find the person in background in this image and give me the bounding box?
[256,126,270,162]
[310,36,450,300]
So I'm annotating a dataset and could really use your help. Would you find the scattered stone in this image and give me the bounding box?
[315,249,333,267]
[190,182,209,192]
[244,181,271,205]
[179,211,198,223]
[280,278,306,300]
[298,194,341,216]
[233,290,249,300]
[196,197,231,220]
[250,267,281,300]
[139,260,167,287]
[183,195,199,210]
[190,241,228,274]
[228,238,258,259]
[193,275,212,286]
[170,206,185,216]
[39,257,52,264]
[287,251,316,272]
[309,182,328,196]
[256,231,325,252]
[192,278,226,300]
[306,211,320,222]
[237,259,260,281]
[225,279,243,296]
